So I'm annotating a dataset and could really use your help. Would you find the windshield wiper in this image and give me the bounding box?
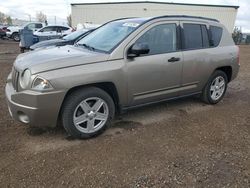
[77,43,96,51]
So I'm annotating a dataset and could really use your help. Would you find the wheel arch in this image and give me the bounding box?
[57,82,121,125]
[215,66,232,82]
[11,31,19,37]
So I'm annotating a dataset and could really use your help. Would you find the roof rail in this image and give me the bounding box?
[151,15,219,22]
[71,1,239,9]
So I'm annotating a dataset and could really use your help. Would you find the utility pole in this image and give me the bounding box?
[26,14,31,22]
[54,16,57,24]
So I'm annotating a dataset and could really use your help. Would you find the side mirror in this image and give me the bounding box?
[127,43,150,58]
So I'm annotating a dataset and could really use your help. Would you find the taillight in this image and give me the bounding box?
[237,46,240,65]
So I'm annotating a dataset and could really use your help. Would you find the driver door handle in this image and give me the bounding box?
[168,57,180,62]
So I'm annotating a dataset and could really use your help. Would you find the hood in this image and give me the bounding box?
[14,45,110,74]
[30,39,65,50]
[7,26,21,31]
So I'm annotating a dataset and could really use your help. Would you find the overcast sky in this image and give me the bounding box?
[0,0,249,32]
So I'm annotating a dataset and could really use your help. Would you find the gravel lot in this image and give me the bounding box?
[0,40,250,187]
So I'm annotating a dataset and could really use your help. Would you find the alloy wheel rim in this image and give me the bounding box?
[210,76,225,101]
[73,97,109,134]
[14,36,19,41]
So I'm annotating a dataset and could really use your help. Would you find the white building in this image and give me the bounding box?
[71,1,239,32]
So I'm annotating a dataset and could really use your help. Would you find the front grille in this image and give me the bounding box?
[12,68,19,91]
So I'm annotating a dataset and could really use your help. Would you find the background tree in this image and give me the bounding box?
[0,12,5,23]
[232,27,243,45]
[36,11,47,23]
[6,16,12,25]
[67,14,72,27]
[0,12,13,25]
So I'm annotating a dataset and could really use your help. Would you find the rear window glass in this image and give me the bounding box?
[210,26,223,47]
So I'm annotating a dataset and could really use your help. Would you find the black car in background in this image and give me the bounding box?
[0,26,8,39]
[30,29,93,50]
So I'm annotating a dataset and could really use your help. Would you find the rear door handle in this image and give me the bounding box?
[168,57,180,62]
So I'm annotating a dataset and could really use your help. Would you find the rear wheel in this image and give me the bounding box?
[61,87,115,139]
[202,70,228,104]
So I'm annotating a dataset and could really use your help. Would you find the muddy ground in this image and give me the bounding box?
[0,40,250,187]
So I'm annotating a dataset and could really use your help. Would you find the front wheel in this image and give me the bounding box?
[12,33,20,42]
[61,87,115,139]
[202,70,228,104]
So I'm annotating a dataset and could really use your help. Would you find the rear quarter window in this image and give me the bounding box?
[210,26,223,47]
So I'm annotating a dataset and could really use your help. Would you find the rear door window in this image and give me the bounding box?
[61,26,69,31]
[57,26,69,33]
[210,26,223,47]
[183,23,203,50]
[40,26,53,32]
[183,23,211,50]
[52,26,59,32]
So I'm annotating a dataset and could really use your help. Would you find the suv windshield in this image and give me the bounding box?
[76,19,145,53]
[63,29,89,40]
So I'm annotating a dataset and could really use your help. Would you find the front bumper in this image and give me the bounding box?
[6,32,12,38]
[5,80,66,128]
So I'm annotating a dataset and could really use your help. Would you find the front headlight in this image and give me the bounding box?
[20,69,31,89]
[32,76,53,91]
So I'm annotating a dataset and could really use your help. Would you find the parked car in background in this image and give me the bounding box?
[0,26,8,39]
[5,16,240,139]
[6,26,21,41]
[33,25,72,41]
[30,28,94,50]
[6,22,43,41]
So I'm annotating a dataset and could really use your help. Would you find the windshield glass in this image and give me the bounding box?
[63,29,89,40]
[76,19,144,53]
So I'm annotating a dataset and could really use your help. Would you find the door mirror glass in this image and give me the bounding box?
[128,43,150,58]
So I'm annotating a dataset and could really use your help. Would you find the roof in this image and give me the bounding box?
[71,1,239,9]
[44,25,70,27]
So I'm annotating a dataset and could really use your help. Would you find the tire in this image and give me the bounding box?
[20,47,25,53]
[12,33,20,42]
[61,87,115,139]
[202,70,228,104]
